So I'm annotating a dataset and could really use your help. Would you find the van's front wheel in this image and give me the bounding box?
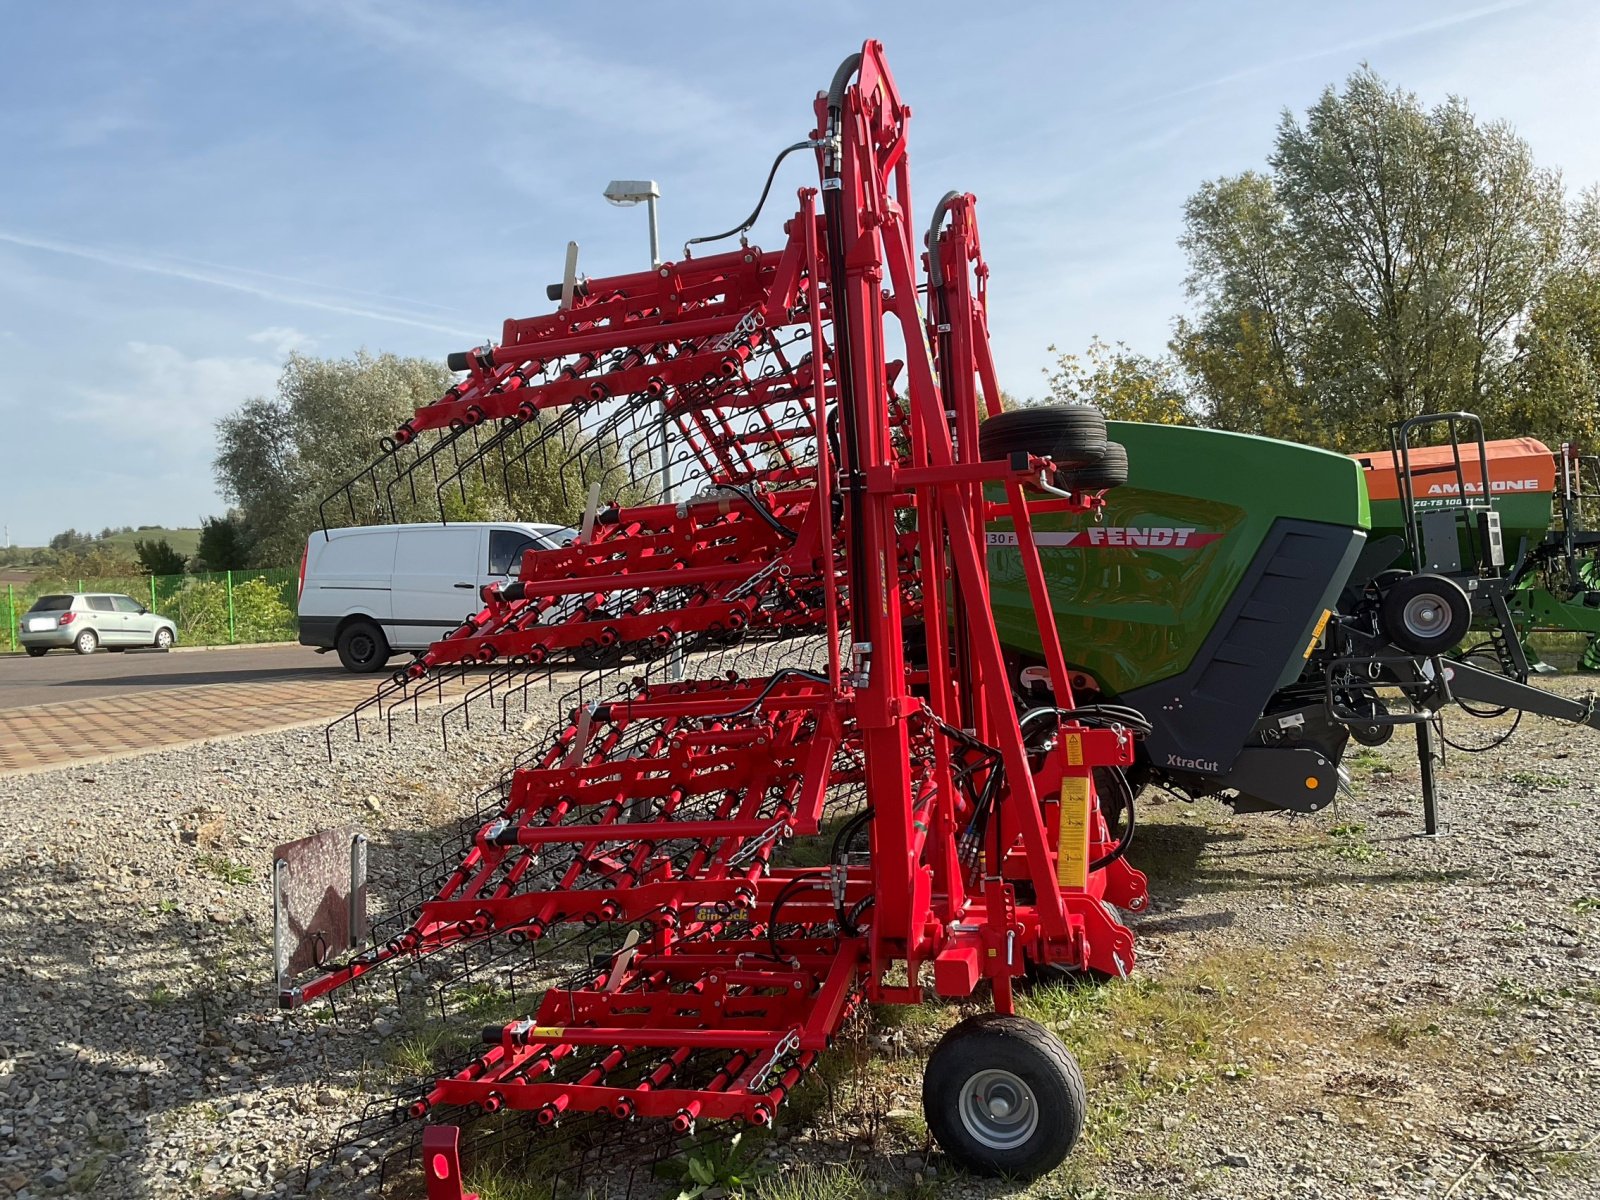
[336,620,390,673]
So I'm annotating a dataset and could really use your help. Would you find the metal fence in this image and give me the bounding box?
[4,568,298,652]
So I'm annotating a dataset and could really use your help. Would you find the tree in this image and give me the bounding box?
[193,513,253,572]
[1042,337,1192,424]
[216,350,645,566]
[135,538,187,576]
[1174,67,1573,451]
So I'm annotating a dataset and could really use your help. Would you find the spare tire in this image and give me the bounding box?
[978,405,1108,469]
[1380,573,1471,656]
[1057,441,1128,492]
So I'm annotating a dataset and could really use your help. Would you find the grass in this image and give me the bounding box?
[1508,770,1568,790]
[751,1164,870,1200]
[1325,823,1376,862]
[1574,896,1600,914]
[194,853,253,885]
[147,983,175,1008]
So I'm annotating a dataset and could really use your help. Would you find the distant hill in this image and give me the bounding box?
[99,526,203,558]
[1,526,202,570]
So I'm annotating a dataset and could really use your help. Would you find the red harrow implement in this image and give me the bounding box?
[284,41,1148,1194]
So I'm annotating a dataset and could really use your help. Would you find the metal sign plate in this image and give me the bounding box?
[272,827,367,988]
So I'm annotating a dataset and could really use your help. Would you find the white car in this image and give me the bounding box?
[297,522,577,672]
[20,592,178,656]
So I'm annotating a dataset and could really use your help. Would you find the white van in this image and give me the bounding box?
[297,522,577,672]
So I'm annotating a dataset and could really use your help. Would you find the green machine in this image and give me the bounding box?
[984,414,1600,830]
[1355,423,1600,675]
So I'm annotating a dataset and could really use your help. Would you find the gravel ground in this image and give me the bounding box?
[1,676,1598,1200]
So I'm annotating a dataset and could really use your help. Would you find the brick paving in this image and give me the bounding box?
[0,674,382,774]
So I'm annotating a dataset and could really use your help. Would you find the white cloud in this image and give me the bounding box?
[247,326,318,356]
[0,229,481,338]
[75,341,280,446]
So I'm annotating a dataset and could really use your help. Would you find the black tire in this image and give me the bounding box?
[74,628,99,656]
[154,627,174,651]
[106,647,126,653]
[1379,574,1471,656]
[1057,442,1129,492]
[923,1012,1086,1179]
[25,647,47,658]
[336,619,390,673]
[979,405,1108,469]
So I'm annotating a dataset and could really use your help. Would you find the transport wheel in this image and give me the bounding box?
[923,1012,1086,1179]
[154,628,174,650]
[336,619,390,673]
[1379,574,1470,656]
[26,647,47,658]
[75,629,99,655]
[1056,441,1129,492]
[978,405,1108,470]
[1344,686,1394,746]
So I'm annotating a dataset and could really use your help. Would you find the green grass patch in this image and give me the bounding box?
[194,853,252,885]
[1011,943,1333,1189]
[752,1163,869,1200]
[1508,770,1568,790]
[1325,824,1376,862]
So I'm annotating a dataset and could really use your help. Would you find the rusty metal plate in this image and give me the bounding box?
[272,826,367,988]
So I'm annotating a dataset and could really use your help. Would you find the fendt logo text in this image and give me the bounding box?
[987,528,1224,549]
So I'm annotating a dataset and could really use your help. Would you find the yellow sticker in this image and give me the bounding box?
[1303,608,1333,659]
[1057,776,1091,890]
[1063,733,1084,767]
[530,1026,565,1039]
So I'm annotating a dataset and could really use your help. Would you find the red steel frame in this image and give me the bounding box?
[295,41,1147,1192]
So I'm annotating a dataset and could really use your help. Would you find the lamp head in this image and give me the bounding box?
[603,179,660,207]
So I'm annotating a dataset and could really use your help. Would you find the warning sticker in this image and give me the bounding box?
[1057,776,1091,890]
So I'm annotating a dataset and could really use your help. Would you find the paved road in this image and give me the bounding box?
[0,643,344,710]
[0,644,388,775]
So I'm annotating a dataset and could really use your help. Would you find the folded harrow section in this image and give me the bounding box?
[287,39,1151,1194]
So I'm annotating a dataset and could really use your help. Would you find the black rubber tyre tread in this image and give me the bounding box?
[336,619,391,674]
[1379,573,1471,656]
[25,647,47,657]
[923,1012,1086,1179]
[1057,441,1129,491]
[978,405,1108,468]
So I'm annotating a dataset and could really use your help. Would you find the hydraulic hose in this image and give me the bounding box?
[821,51,871,645]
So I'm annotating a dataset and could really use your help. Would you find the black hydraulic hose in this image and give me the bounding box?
[712,483,799,542]
[685,141,819,256]
[1089,767,1136,872]
[821,51,871,643]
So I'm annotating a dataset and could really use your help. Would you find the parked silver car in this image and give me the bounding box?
[19,593,178,656]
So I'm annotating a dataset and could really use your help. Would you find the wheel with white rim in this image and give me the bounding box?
[923,1012,1086,1178]
[75,628,99,655]
[1379,573,1470,656]
[154,627,174,650]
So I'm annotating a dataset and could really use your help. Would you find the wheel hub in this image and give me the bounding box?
[958,1068,1039,1150]
[1403,594,1447,637]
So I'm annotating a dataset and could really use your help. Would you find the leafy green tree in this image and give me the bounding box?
[194,512,253,572]
[1174,67,1573,451]
[1043,337,1192,424]
[134,538,187,576]
[214,350,637,566]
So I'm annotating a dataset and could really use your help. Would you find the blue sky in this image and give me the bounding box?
[2,0,1596,547]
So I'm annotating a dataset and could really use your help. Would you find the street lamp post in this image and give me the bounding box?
[603,179,661,268]
[603,178,681,679]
